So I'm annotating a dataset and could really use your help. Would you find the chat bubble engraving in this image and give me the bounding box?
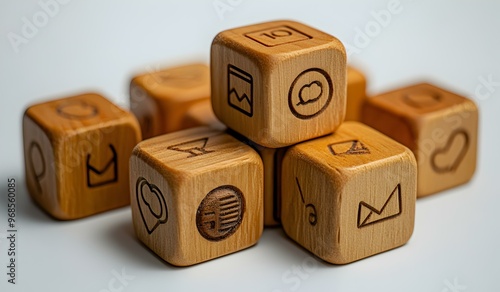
[136,177,168,235]
[288,68,333,119]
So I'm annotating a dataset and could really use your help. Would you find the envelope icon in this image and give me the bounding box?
[357,184,402,228]
[86,144,118,188]
[227,64,253,117]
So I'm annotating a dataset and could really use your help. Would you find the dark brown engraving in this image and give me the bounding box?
[430,129,469,173]
[245,25,312,47]
[357,184,402,228]
[196,185,245,241]
[167,137,214,158]
[288,68,333,120]
[328,140,370,156]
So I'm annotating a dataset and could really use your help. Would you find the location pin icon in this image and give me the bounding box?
[136,177,168,234]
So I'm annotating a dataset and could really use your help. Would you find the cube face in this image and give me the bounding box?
[345,66,367,121]
[362,83,478,197]
[130,63,210,139]
[130,127,263,266]
[211,20,346,148]
[23,93,141,219]
[281,122,416,264]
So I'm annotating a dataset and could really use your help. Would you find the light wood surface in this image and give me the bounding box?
[130,63,210,139]
[211,20,346,148]
[345,66,367,121]
[130,127,263,266]
[362,83,478,197]
[281,121,417,264]
[23,93,141,219]
[182,99,227,131]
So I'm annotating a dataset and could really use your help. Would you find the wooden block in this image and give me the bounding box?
[345,66,367,121]
[211,20,346,148]
[361,83,478,197]
[182,99,227,131]
[23,93,141,219]
[130,127,263,266]
[281,121,416,264]
[130,63,210,139]
[249,143,286,226]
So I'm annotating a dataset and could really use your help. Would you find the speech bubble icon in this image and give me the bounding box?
[297,81,323,106]
[136,177,168,234]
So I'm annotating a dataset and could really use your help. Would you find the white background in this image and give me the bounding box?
[1,0,499,291]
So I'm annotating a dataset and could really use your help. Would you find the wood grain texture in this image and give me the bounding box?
[211,20,346,148]
[23,93,141,219]
[130,127,263,266]
[345,66,367,121]
[249,143,286,226]
[362,83,478,197]
[130,63,210,139]
[281,121,417,264]
[182,99,227,131]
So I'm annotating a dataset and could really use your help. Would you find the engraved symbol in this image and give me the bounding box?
[244,25,312,47]
[228,65,253,117]
[357,184,402,228]
[328,140,370,156]
[403,90,442,108]
[431,129,469,173]
[167,137,214,158]
[28,142,46,194]
[296,178,317,226]
[288,68,333,119]
[56,100,98,120]
[196,185,244,241]
[86,144,118,188]
[136,177,168,234]
[297,81,323,106]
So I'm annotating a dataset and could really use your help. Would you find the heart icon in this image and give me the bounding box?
[403,91,441,108]
[136,177,168,234]
[430,130,469,173]
[297,81,323,106]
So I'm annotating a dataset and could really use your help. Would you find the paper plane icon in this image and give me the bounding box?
[167,137,214,158]
[328,140,370,156]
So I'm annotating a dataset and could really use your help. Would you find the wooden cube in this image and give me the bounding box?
[130,63,210,139]
[182,100,227,131]
[211,20,346,148]
[345,66,367,121]
[130,127,263,266]
[362,83,478,197]
[281,122,416,264]
[23,93,141,219]
[249,143,286,226]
